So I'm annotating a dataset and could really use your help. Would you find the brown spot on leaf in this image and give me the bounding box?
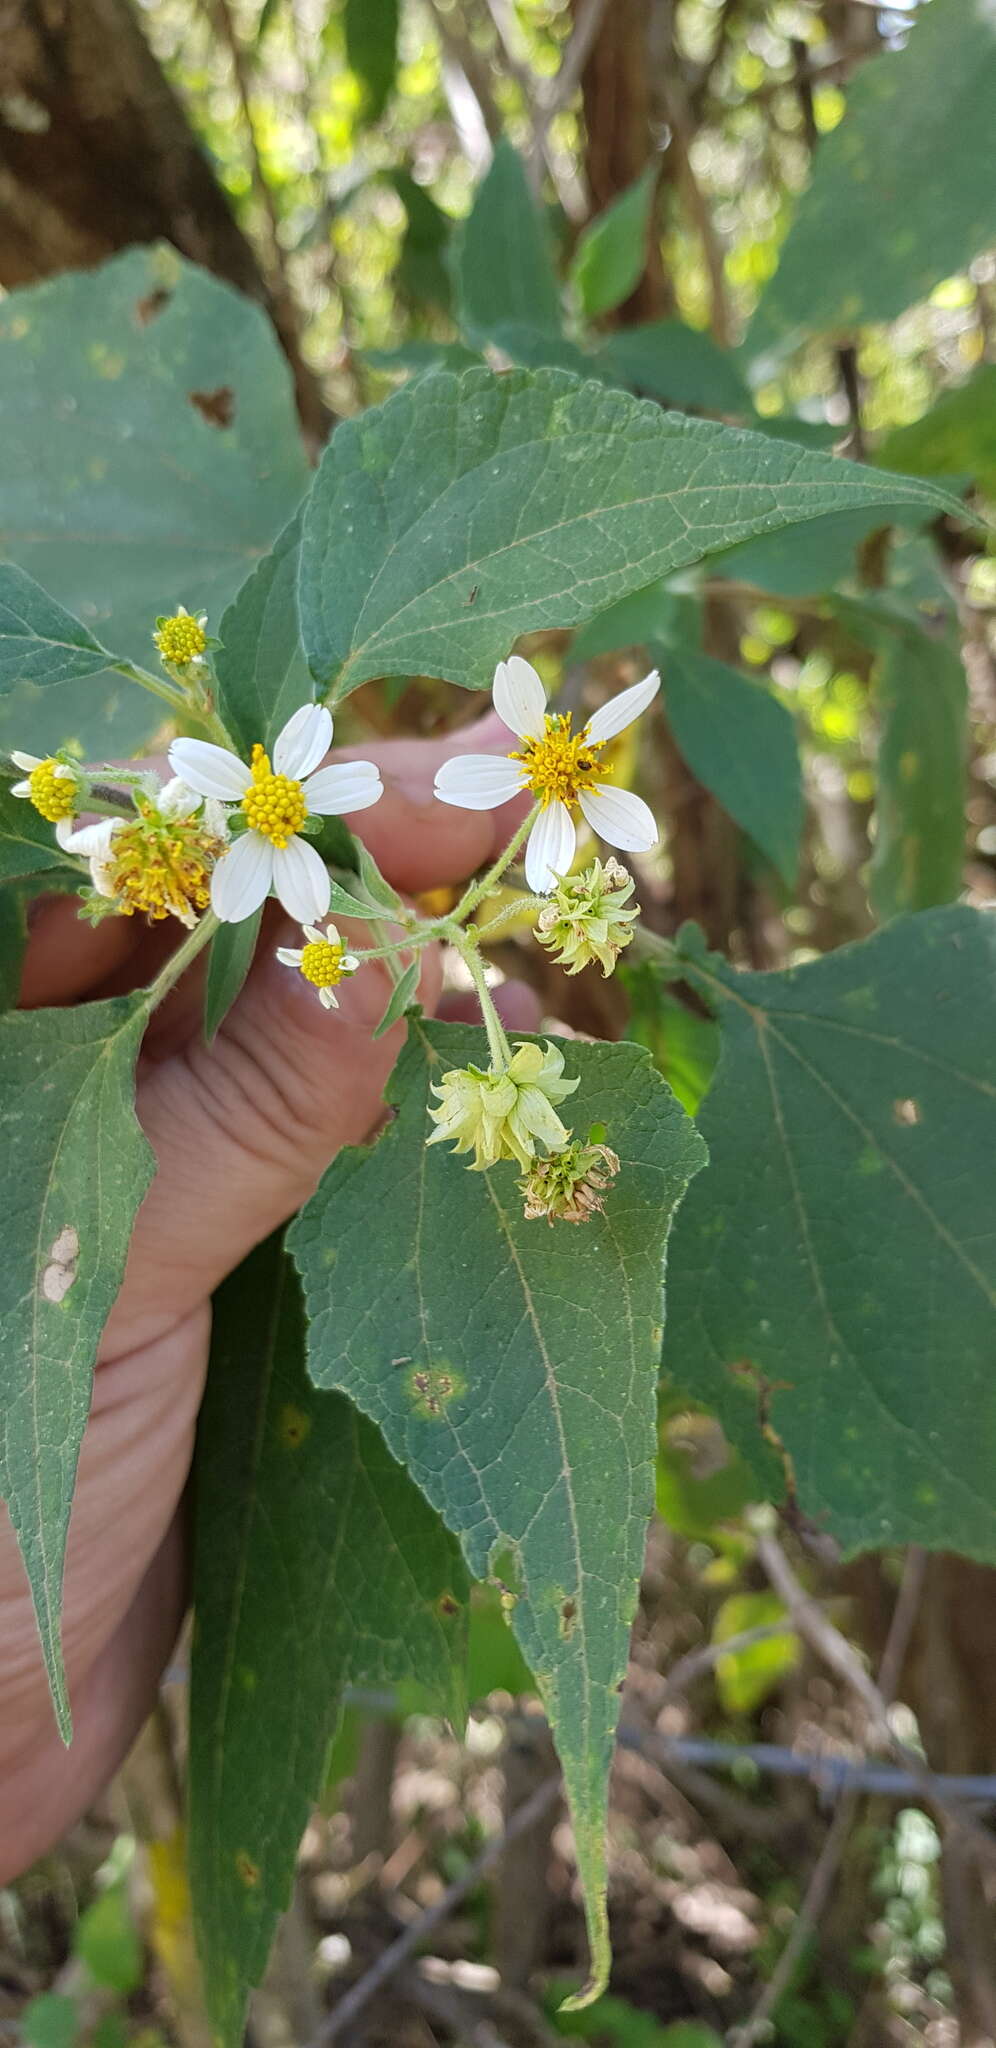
[235,1851,260,1888]
[437,1592,460,1618]
[278,1404,311,1450]
[559,1597,577,1639]
[41,1226,79,1304]
[893,1097,921,1126]
[135,288,171,326]
[189,385,236,428]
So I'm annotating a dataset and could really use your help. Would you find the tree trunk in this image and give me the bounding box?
[575,0,672,324]
[0,0,329,443]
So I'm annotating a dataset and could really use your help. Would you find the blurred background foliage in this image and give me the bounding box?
[2,0,996,2042]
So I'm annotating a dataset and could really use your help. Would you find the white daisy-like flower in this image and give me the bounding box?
[275,919,360,1009]
[10,751,84,827]
[433,658,660,893]
[58,778,229,924]
[168,704,383,924]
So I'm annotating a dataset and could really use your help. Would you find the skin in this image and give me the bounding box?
[0,717,537,1881]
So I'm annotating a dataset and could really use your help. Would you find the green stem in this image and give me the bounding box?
[631,924,682,972]
[474,894,547,943]
[113,662,234,747]
[451,928,511,1069]
[450,802,540,926]
[143,910,218,1012]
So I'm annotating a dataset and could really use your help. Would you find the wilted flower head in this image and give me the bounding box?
[61,777,227,926]
[535,856,638,977]
[154,606,208,670]
[427,1039,579,1172]
[520,1136,620,1225]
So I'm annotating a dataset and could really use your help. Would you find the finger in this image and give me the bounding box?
[101,920,443,1360]
[18,894,143,1009]
[341,711,525,891]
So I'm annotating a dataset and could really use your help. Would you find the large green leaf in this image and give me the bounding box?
[298,368,964,700]
[599,321,750,416]
[748,0,996,361]
[0,246,309,757]
[0,997,154,1733]
[0,564,115,696]
[289,1020,706,1999]
[663,907,996,1559]
[711,502,929,598]
[214,506,311,756]
[877,366,996,498]
[570,169,656,321]
[660,649,802,887]
[453,141,563,343]
[188,1233,468,2047]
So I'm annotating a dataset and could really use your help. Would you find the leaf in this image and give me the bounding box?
[597,320,750,416]
[570,169,657,321]
[0,886,27,1011]
[571,582,702,663]
[75,1881,143,1993]
[204,910,262,1042]
[389,171,454,314]
[188,1234,468,2046]
[660,648,803,886]
[870,630,966,924]
[876,364,996,498]
[326,877,395,923]
[298,367,966,701]
[0,245,309,756]
[355,838,405,915]
[0,780,82,885]
[748,0,996,361]
[712,1591,798,1715]
[663,906,996,1559]
[371,956,420,1038]
[0,996,154,1732]
[454,141,563,343]
[623,964,720,1119]
[214,507,311,757]
[21,1997,77,2048]
[289,1021,706,1999]
[711,501,929,598]
[0,562,115,696]
[344,0,400,123]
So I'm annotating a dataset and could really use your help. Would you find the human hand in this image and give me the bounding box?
[0,718,537,1880]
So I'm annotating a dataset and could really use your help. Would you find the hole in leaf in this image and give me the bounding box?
[893,1097,921,1126]
[134,288,171,326]
[189,384,236,428]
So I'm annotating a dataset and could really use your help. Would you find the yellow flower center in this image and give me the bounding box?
[241,745,308,848]
[299,939,347,989]
[28,758,77,823]
[108,803,223,924]
[154,612,207,666]
[511,714,608,808]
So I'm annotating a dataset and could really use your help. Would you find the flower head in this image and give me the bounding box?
[520,1136,620,1225]
[154,606,208,669]
[433,656,660,893]
[427,1038,579,1172]
[535,856,638,976]
[10,751,85,826]
[60,778,227,926]
[276,920,359,1009]
[168,704,383,924]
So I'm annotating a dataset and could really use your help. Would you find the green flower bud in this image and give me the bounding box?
[534,857,639,976]
[426,1038,579,1172]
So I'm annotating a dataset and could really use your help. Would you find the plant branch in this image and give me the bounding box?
[451,804,540,926]
[144,911,218,1012]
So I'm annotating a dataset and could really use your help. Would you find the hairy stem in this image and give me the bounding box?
[144,911,218,1012]
[451,927,511,1069]
[450,803,540,925]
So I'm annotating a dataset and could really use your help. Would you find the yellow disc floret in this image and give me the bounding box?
[511,713,608,808]
[108,800,224,924]
[154,610,207,667]
[241,744,308,848]
[26,757,78,824]
[299,938,348,990]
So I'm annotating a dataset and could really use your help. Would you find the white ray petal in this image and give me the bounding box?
[319,987,339,1008]
[211,832,274,922]
[168,738,251,801]
[274,703,333,780]
[158,775,200,818]
[303,761,383,816]
[524,801,576,893]
[271,835,332,922]
[276,946,304,966]
[10,751,42,772]
[583,670,661,746]
[434,754,526,811]
[578,784,658,853]
[59,817,120,857]
[493,656,548,739]
[10,780,30,798]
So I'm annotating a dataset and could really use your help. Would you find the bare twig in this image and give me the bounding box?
[423,0,503,166]
[728,1795,856,2048]
[877,1547,927,1707]
[660,1620,798,1700]
[310,1774,562,2043]
[480,0,595,219]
